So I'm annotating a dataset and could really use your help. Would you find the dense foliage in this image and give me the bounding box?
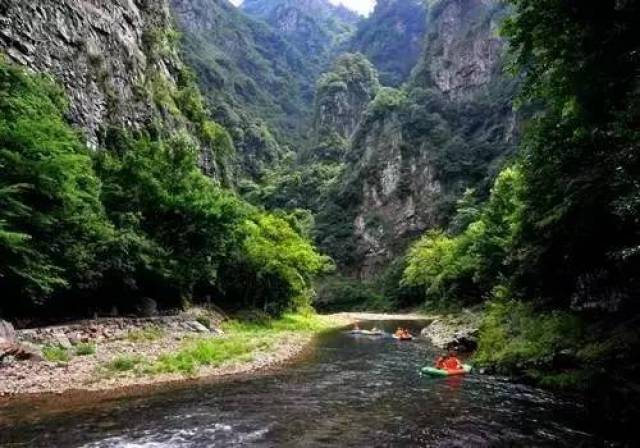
[242,0,358,70]
[0,60,330,317]
[0,62,112,310]
[403,167,524,306]
[400,0,640,431]
[175,0,313,178]
[503,0,640,310]
[348,0,427,86]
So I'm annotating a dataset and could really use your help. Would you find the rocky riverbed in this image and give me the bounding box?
[0,311,481,398]
[0,312,356,397]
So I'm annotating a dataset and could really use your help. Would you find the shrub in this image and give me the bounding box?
[0,60,113,312]
[217,211,333,315]
[474,300,583,373]
[402,166,524,307]
[105,355,143,372]
[75,343,96,356]
[42,345,71,363]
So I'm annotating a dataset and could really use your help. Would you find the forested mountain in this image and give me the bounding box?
[1,0,639,432]
[242,0,359,70]
[348,0,427,86]
[316,0,517,279]
[170,0,315,178]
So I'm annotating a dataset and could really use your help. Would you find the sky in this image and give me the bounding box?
[230,1,376,16]
[329,0,376,15]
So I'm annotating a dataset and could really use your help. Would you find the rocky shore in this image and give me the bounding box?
[0,310,342,397]
[419,309,482,353]
[0,311,482,398]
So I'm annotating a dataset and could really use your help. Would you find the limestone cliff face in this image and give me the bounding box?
[414,0,506,100]
[313,53,380,147]
[346,112,443,278]
[0,0,181,146]
[320,0,517,278]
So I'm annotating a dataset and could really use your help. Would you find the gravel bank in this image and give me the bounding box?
[0,315,352,397]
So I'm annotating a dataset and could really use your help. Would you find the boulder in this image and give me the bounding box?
[0,340,43,362]
[0,320,16,342]
[421,318,479,353]
[187,321,210,333]
[135,297,158,317]
[445,330,479,353]
[52,331,73,349]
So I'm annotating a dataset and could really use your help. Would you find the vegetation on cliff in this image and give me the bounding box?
[402,0,640,427]
[348,0,427,86]
[0,60,330,317]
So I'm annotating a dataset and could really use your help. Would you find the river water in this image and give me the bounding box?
[0,320,607,447]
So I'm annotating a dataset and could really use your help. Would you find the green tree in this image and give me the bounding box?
[403,166,524,306]
[94,130,246,304]
[502,0,640,307]
[0,61,112,312]
[218,211,333,315]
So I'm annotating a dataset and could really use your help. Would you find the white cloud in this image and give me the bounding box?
[229,1,377,16]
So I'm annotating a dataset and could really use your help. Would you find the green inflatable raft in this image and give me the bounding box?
[421,364,472,377]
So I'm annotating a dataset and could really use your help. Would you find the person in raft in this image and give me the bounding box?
[395,328,412,338]
[435,351,463,370]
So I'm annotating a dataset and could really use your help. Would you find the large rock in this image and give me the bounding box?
[135,297,158,317]
[0,319,16,342]
[0,342,44,362]
[51,331,72,350]
[186,321,210,333]
[0,0,181,147]
[421,316,480,354]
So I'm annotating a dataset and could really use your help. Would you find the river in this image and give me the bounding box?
[0,320,606,447]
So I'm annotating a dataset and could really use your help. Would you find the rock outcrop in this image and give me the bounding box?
[420,312,481,353]
[319,0,518,278]
[314,53,380,146]
[1,319,42,362]
[0,319,15,342]
[15,313,222,347]
[0,0,181,147]
[414,0,506,101]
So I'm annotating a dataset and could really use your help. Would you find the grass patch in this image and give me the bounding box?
[148,312,332,376]
[149,337,259,375]
[42,345,71,363]
[75,343,96,356]
[105,355,143,372]
[127,325,165,342]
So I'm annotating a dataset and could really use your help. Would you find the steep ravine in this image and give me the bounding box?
[316,0,519,279]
